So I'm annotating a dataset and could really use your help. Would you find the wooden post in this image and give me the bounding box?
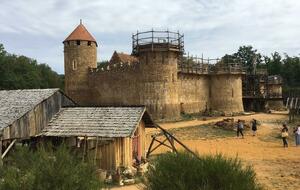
[82,136,87,162]
[151,29,154,51]
[0,139,2,166]
[94,136,99,165]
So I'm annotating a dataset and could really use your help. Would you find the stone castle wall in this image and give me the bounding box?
[178,73,210,114]
[88,63,244,119]
[89,50,181,120]
[64,40,244,120]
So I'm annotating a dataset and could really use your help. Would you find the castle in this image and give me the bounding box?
[63,23,245,120]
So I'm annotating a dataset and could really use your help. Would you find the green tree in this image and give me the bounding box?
[265,52,282,75]
[0,43,64,90]
[233,46,263,74]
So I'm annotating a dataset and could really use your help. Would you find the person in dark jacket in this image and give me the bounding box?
[252,119,257,136]
[236,119,244,139]
[281,124,289,148]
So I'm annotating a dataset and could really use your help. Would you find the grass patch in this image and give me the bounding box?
[167,124,236,140]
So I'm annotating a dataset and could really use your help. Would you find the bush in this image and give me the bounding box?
[145,152,263,190]
[0,144,102,190]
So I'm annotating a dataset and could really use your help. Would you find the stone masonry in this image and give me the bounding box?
[63,23,245,120]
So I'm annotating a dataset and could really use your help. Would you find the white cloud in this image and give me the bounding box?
[0,0,300,73]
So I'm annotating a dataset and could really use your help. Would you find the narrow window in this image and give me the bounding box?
[232,88,234,97]
[88,41,91,46]
[76,40,80,45]
[72,60,77,70]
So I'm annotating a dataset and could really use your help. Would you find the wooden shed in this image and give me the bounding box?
[0,89,75,141]
[42,107,155,170]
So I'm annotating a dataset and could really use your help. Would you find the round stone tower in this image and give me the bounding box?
[209,62,244,115]
[132,30,184,120]
[63,21,97,105]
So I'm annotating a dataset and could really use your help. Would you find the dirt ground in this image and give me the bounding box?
[112,112,300,190]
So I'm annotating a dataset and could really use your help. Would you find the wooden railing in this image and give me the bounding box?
[132,30,184,54]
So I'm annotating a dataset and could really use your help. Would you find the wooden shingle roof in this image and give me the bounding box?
[0,89,60,130]
[43,107,154,138]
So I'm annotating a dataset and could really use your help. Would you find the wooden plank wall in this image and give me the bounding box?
[93,140,116,170]
[138,120,146,158]
[2,92,75,140]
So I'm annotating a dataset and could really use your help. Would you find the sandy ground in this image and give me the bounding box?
[112,113,300,190]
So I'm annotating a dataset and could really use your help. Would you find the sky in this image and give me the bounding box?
[0,0,299,74]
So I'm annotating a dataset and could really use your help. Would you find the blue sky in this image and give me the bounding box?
[0,0,299,74]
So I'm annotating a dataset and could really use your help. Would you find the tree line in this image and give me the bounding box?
[222,45,300,95]
[0,44,64,90]
[1,42,299,94]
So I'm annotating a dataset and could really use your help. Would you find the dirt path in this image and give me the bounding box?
[113,113,300,190]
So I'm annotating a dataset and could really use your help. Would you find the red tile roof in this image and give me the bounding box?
[63,23,97,44]
[109,51,139,64]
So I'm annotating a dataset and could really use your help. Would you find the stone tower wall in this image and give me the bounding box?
[178,73,210,114]
[209,74,244,114]
[64,40,97,105]
[137,51,180,120]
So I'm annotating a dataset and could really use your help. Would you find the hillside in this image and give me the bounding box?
[0,44,64,90]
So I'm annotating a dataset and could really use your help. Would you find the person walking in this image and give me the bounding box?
[236,119,244,139]
[293,125,300,146]
[281,124,289,148]
[252,119,257,136]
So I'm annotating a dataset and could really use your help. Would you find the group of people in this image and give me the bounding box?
[281,123,300,148]
[235,119,300,148]
[236,119,257,139]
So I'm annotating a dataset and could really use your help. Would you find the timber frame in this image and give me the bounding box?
[146,124,198,158]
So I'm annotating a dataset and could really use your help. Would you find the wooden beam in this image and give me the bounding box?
[156,125,199,159]
[147,138,169,156]
[2,139,17,159]
[153,138,173,149]
[146,137,155,158]
[0,140,2,166]
[164,131,178,153]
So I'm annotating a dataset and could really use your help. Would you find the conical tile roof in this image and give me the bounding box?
[63,23,97,44]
